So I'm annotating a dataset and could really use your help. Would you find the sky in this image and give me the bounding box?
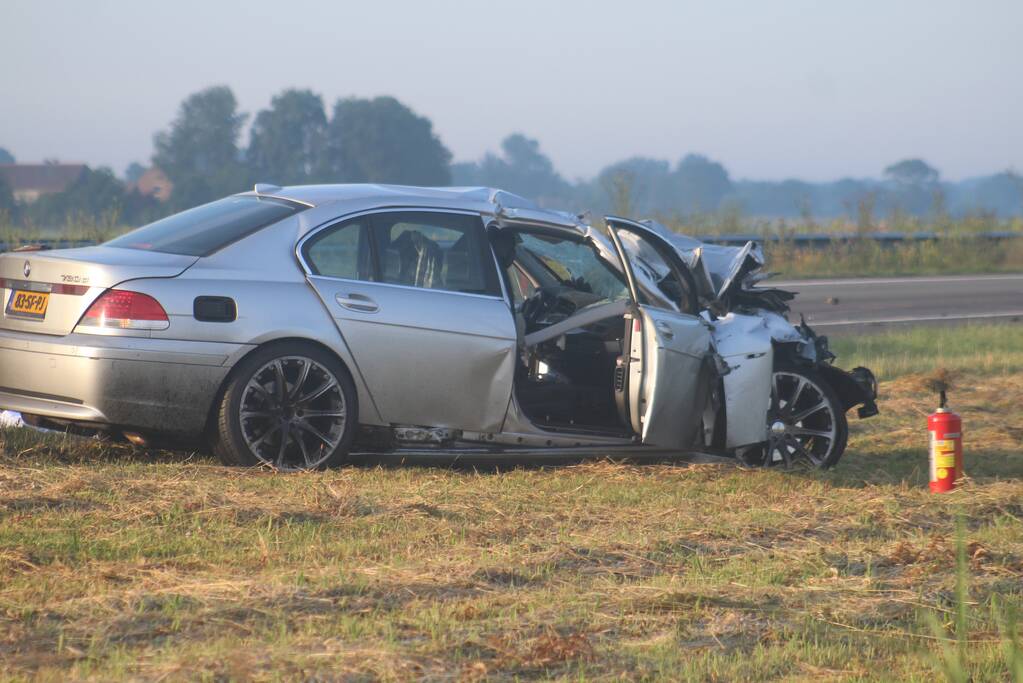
[1,0,1021,182]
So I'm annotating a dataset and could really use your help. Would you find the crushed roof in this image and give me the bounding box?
[247,183,585,230]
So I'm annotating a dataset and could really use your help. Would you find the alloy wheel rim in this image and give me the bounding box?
[239,356,347,470]
[761,370,838,468]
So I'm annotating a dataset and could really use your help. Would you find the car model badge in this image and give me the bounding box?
[23,261,31,278]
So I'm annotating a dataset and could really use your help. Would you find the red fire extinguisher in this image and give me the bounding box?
[928,389,963,493]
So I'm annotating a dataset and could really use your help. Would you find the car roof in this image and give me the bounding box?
[238,183,588,233]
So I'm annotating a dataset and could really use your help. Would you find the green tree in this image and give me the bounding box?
[124,162,146,184]
[883,159,940,217]
[323,96,451,185]
[594,157,672,214]
[0,147,15,164]
[153,86,248,209]
[884,158,939,185]
[0,173,16,216]
[475,134,572,203]
[965,170,1023,218]
[26,167,158,227]
[673,154,732,214]
[602,168,636,216]
[247,89,327,185]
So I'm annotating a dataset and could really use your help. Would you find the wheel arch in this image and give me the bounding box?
[816,363,878,417]
[202,335,377,443]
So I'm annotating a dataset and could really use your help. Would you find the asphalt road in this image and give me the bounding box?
[771,273,1023,333]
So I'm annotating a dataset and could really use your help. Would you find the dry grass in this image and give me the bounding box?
[1,338,1022,680]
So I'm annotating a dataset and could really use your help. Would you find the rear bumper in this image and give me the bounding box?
[0,329,252,436]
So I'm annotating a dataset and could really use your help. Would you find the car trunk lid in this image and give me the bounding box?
[0,247,198,336]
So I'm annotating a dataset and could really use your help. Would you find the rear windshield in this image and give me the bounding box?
[104,196,306,256]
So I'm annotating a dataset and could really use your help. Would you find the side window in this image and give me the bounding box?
[370,211,500,296]
[515,232,631,304]
[304,218,374,280]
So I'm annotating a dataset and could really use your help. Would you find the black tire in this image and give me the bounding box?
[212,342,358,470]
[739,363,848,469]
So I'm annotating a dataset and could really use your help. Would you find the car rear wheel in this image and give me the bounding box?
[739,364,848,469]
[213,343,358,470]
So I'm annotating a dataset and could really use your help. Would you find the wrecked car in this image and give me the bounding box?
[0,185,876,470]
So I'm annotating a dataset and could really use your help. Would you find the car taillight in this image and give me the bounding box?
[77,289,170,331]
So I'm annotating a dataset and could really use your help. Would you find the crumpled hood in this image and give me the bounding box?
[637,220,792,313]
[636,221,765,300]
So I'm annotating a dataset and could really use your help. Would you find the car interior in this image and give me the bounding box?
[373,213,499,295]
[303,212,499,296]
[489,228,635,435]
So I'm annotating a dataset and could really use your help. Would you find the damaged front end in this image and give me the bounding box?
[638,220,879,456]
[786,317,879,420]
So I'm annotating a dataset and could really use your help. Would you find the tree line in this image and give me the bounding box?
[0,86,453,227]
[2,85,1021,228]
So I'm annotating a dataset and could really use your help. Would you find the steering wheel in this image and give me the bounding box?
[521,288,551,327]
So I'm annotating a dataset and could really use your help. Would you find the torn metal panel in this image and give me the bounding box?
[636,220,793,313]
[709,313,775,448]
[393,426,456,444]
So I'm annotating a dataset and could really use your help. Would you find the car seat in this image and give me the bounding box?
[443,234,476,292]
[390,230,443,289]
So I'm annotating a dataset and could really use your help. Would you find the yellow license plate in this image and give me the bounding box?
[6,290,50,319]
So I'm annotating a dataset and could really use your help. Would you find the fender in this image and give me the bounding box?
[816,363,879,418]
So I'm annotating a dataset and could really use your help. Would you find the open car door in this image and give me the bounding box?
[605,217,718,449]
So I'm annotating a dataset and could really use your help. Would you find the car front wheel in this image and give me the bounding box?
[213,343,358,470]
[739,364,848,469]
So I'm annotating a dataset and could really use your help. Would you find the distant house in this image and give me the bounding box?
[0,163,86,203]
[131,167,173,202]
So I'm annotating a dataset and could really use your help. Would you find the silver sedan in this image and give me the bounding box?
[0,185,876,470]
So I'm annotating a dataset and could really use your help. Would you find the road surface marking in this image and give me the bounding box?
[810,310,1023,327]
[772,274,1023,287]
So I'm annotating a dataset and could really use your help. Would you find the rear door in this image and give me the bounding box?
[300,209,517,433]
[604,217,716,448]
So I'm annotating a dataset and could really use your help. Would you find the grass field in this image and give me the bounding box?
[1,325,1022,681]
[831,323,1023,379]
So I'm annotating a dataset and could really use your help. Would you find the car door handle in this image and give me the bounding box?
[655,321,674,339]
[335,293,379,313]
